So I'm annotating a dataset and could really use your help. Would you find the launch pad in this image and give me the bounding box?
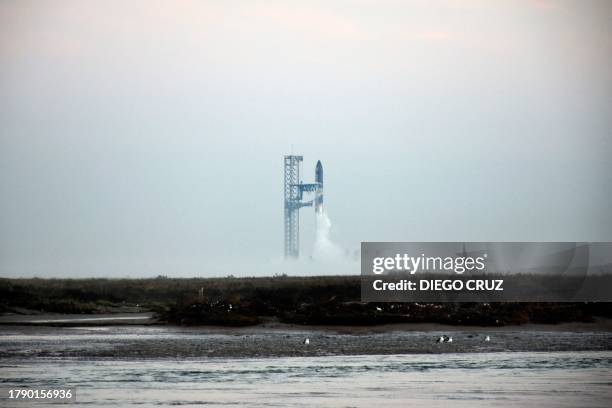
[283,155,323,259]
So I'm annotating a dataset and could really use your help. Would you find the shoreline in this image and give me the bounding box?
[1,313,611,333]
[2,321,611,359]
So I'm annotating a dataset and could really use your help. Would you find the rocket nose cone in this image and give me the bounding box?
[316,160,322,168]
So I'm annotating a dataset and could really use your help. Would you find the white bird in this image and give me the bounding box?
[484,335,490,342]
[447,336,453,343]
[436,336,445,343]
[303,338,310,345]
[376,307,382,312]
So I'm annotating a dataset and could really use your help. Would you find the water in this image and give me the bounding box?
[1,352,611,407]
[1,325,612,406]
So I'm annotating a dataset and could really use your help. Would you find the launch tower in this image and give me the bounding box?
[283,155,323,259]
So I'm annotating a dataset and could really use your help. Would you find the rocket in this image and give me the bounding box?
[315,160,323,214]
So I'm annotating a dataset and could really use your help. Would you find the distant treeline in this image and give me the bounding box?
[1,276,611,326]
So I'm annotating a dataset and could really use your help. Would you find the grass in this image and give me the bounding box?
[1,276,610,326]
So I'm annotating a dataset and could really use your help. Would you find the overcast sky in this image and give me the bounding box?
[1,0,611,277]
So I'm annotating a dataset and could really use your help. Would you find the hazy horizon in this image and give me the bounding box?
[1,0,611,278]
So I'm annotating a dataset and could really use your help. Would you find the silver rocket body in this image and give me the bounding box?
[315,160,323,214]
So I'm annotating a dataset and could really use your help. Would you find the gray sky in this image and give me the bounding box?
[1,0,611,277]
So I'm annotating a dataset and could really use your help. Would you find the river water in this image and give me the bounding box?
[1,326,611,407]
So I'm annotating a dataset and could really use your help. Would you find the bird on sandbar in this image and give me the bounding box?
[303,338,310,345]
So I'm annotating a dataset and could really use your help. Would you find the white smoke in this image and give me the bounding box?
[312,210,344,261]
[267,209,358,276]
